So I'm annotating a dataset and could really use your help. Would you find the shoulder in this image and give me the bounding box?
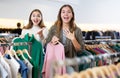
[43,27,48,31]
[75,25,82,32]
[49,25,58,30]
[22,29,30,32]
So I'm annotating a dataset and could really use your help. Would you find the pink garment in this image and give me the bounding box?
[0,46,4,55]
[0,46,10,55]
[42,42,66,78]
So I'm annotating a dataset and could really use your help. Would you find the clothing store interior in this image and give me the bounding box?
[1,0,120,78]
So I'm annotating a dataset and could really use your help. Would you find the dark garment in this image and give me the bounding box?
[109,45,120,52]
[82,31,86,37]
[85,31,101,40]
[77,50,93,71]
[103,31,117,39]
[12,28,22,35]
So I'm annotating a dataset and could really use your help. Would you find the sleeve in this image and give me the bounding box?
[21,29,27,36]
[35,34,41,42]
[45,26,58,44]
[75,27,85,51]
[43,27,49,39]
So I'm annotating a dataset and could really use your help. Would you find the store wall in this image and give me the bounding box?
[0,0,120,30]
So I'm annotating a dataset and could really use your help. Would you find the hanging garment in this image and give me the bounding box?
[4,54,20,78]
[12,33,44,78]
[0,56,12,78]
[23,59,33,78]
[42,42,66,78]
[0,63,8,78]
[16,59,28,78]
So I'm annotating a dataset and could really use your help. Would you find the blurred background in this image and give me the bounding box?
[0,0,120,31]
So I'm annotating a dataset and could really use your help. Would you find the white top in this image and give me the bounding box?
[0,63,8,78]
[0,57,12,78]
[24,59,33,78]
[21,26,48,42]
[4,55,20,78]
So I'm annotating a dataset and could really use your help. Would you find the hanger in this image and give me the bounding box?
[22,49,31,59]
[91,67,106,78]
[54,74,70,78]
[4,50,11,55]
[85,68,97,78]
[116,62,120,72]
[16,50,26,60]
[54,74,63,78]
[107,64,116,78]
[85,44,91,50]
[0,38,3,43]
[79,70,91,78]
[99,65,111,78]
[70,72,80,78]
[62,74,70,78]
[108,64,120,77]
[10,50,20,60]
[4,50,13,58]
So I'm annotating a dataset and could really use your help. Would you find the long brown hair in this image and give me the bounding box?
[23,9,45,29]
[54,4,76,35]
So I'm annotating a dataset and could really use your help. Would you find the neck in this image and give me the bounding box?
[62,23,69,28]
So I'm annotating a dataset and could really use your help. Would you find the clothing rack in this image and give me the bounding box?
[53,52,119,67]
[50,39,120,77]
[51,52,120,77]
[0,33,18,37]
[0,42,32,54]
[95,36,111,40]
[84,39,120,44]
[0,33,19,42]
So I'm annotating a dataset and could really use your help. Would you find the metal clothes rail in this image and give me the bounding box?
[84,39,120,43]
[0,33,19,42]
[0,42,32,55]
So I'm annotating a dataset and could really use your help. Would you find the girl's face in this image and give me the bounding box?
[61,6,73,24]
[31,11,42,26]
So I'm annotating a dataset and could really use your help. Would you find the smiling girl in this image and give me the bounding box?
[21,9,48,45]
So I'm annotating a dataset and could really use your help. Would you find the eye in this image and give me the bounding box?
[68,11,72,13]
[61,11,65,13]
[32,15,35,17]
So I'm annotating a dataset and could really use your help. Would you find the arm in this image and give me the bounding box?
[20,29,27,38]
[21,29,27,36]
[71,36,81,51]
[45,26,59,44]
[37,27,49,45]
[75,27,85,51]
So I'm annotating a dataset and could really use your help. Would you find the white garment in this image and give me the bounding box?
[0,57,12,78]
[24,59,33,78]
[4,55,20,78]
[21,26,48,42]
[0,63,8,78]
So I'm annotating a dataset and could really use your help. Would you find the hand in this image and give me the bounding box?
[19,35,24,39]
[63,28,75,40]
[37,28,44,39]
[51,36,59,45]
